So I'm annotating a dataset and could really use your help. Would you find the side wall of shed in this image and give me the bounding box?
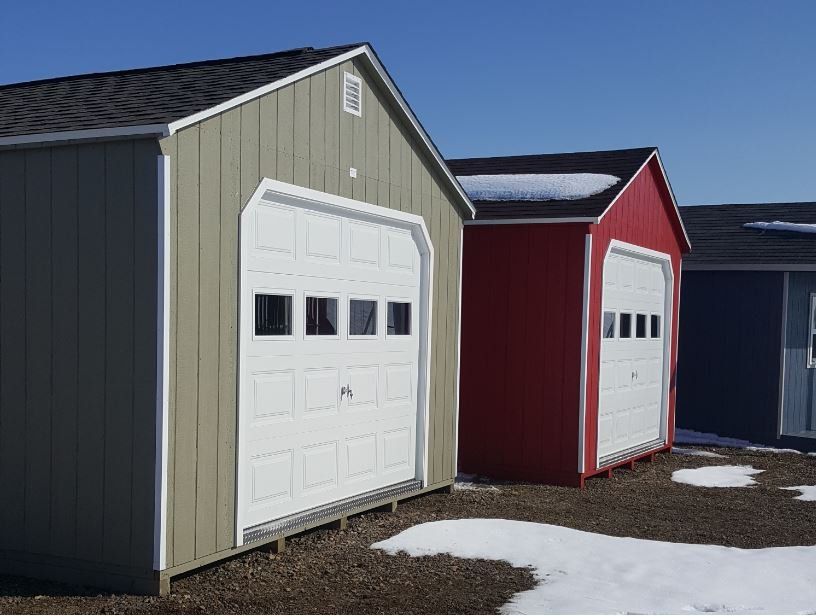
[458,223,588,485]
[0,139,160,588]
[585,158,685,472]
[781,272,816,439]
[159,57,465,570]
[676,271,784,443]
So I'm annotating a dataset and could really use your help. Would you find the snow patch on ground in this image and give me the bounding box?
[744,221,816,234]
[455,482,499,492]
[372,519,816,614]
[672,446,727,458]
[671,465,763,488]
[782,485,816,501]
[675,429,802,453]
[457,173,620,202]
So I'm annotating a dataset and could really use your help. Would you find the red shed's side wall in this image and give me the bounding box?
[583,158,685,473]
[458,223,588,485]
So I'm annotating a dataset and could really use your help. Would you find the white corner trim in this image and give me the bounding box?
[577,233,593,473]
[234,178,435,543]
[0,123,169,147]
[596,150,691,251]
[153,155,171,571]
[777,273,789,437]
[465,216,598,226]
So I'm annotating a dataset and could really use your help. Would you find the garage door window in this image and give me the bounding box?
[349,299,378,337]
[636,313,647,339]
[650,314,661,339]
[619,313,632,339]
[387,301,411,336]
[306,296,338,336]
[602,311,616,339]
[255,293,292,337]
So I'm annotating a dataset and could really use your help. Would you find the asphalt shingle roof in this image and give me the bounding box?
[446,147,656,220]
[0,43,364,138]
[681,202,816,265]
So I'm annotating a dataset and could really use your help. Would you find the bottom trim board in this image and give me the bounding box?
[598,438,666,469]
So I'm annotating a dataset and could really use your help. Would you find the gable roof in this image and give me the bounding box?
[447,147,657,221]
[0,43,475,217]
[0,44,362,139]
[681,202,816,268]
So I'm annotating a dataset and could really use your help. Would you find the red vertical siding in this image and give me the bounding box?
[458,223,589,485]
[583,158,686,473]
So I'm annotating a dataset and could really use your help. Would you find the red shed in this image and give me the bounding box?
[448,148,690,487]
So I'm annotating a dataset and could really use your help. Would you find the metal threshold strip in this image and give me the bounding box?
[598,438,665,468]
[243,479,422,544]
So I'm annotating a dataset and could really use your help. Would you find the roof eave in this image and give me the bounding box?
[0,123,170,147]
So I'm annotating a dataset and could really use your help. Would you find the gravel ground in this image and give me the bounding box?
[1,447,814,614]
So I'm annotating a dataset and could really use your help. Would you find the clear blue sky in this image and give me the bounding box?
[2,0,814,205]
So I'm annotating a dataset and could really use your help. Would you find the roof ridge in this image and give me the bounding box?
[681,201,816,209]
[447,146,657,164]
[0,42,367,91]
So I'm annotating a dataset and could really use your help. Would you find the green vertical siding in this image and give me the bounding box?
[161,57,467,569]
[0,139,161,580]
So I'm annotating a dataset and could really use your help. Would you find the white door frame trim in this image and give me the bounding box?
[596,239,674,469]
[577,234,593,473]
[234,178,434,545]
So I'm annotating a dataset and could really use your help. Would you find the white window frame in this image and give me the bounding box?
[808,293,816,368]
[650,312,662,340]
[303,291,341,339]
[343,71,362,117]
[252,288,296,341]
[385,297,413,337]
[347,294,380,340]
[601,309,617,340]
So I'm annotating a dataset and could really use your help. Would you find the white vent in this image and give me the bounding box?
[343,72,362,116]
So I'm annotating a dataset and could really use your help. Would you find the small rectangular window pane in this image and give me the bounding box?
[255,294,292,336]
[349,299,377,336]
[619,313,632,339]
[811,334,816,364]
[306,296,338,336]
[387,302,411,336]
[636,313,647,339]
[602,311,616,339]
[651,314,661,339]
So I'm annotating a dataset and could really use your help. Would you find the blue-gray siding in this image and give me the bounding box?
[676,271,784,444]
[781,272,816,436]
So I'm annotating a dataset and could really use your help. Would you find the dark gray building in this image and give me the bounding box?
[677,202,816,452]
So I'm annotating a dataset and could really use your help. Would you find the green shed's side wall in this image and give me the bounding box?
[160,57,465,570]
[0,139,160,588]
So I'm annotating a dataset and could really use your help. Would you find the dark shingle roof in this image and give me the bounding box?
[446,147,656,220]
[681,202,816,266]
[0,43,364,138]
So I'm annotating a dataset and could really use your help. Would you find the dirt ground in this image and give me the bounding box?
[1,447,815,614]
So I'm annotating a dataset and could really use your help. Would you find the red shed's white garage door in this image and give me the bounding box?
[597,243,671,465]
[236,182,430,543]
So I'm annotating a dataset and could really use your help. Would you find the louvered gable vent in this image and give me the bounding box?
[343,71,362,116]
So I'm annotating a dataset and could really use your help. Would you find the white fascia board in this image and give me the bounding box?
[0,123,169,147]
[577,233,592,473]
[166,45,476,219]
[464,216,598,226]
[683,263,816,272]
[596,150,692,252]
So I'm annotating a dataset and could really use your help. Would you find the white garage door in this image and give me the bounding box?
[236,183,430,543]
[597,245,670,465]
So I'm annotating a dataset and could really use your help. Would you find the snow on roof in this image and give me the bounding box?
[456,173,620,202]
[744,221,816,234]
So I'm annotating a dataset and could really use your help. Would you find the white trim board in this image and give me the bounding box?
[464,216,598,226]
[577,233,593,473]
[153,155,171,571]
[684,263,816,272]
[777,273,789,437]
[1,45,475,219]
[234,178,435,545]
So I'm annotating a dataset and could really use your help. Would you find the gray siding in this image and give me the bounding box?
[0,140,160,583]
[160,57,465,570]
[782,272,816,436]
[676,271,784,444]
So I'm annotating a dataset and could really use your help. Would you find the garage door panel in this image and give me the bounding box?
[239,192,425,535]
[598,249,668,463]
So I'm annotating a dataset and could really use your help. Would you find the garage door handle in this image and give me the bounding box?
[341,385,354,401]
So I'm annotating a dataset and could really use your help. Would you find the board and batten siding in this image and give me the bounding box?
[159,58,466,570]
[782,272,816,437]
[0,139,160,588]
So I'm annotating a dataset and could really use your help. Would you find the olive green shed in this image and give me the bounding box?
[0,43,472,594]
